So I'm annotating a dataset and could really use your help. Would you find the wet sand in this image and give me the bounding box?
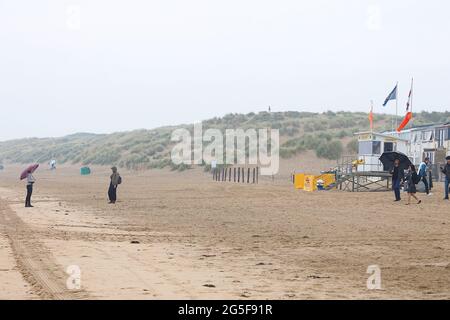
[1,165,449,299]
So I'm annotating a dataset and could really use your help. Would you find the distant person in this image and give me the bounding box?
[25,169,36,207]
[49,159,56,170]
[418,157,431,196]
[441,156,450,200]
[108,166,121,204]
[390,159,404,202]
[405,164,421,205]
[427,159,434,190]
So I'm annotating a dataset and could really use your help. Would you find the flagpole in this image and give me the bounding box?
[410,78,414,129]
[370,100,374,134]
[395,81,399,131]
[391,112,394,132]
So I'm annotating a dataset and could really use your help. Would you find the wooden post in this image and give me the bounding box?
[253,168,256,183]
[242,167,245,183]
[247,168,250,183]
[234,167,236,182]
[238,167,240,182]
[229,167,232,182]
[224,167,227,181]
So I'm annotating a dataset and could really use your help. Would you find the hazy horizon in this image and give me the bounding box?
[1,0,449,141]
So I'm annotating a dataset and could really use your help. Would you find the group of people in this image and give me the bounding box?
[391,156,450,204]
[22,156,450,208]
[24,166,121,207]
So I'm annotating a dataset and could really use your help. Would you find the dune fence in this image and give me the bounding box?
[212,167,259,184]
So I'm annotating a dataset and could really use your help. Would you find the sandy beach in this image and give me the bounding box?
[1,164,450,300]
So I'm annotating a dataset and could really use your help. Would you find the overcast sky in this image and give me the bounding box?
[0,0,449,140]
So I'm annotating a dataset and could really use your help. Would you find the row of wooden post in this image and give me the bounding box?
[213,167,259,184]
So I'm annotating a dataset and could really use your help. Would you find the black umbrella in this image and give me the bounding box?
[379,152,412,171]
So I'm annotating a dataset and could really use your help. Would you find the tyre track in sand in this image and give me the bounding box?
[0,199,90,300]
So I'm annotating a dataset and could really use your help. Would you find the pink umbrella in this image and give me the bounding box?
[20,164,39,180]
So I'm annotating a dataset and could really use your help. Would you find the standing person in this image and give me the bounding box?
[108,166,121,204]
[428,158,434,190]
[25,170,35,207]
[418,157,431,195]
[441,156,450,200]
[390,159,404,202]
[405,164,422,205]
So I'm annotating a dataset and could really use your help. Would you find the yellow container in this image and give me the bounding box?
[304,175,317,192]
[316,174,336,188]
[294,174,305,189]
[294,173,335,191]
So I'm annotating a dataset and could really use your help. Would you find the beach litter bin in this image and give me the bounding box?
[294,173,305,189]
[80,167,91,175]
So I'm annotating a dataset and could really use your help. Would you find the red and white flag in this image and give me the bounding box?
[397,79,413,132]
[368,100,374,130]
[406,84,412,112]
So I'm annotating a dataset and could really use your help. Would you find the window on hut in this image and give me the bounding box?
[372,141,381,154]
[358,141,372,155]
[359,141,383,155]
[384,142,394,152]
[436,129,445,148]
[422,130,433,141]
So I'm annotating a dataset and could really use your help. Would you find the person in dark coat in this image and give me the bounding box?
[428,159,434,190]
[405,164,421,205]
[390,159,404,202]
[108,166,121,204]
[441,156,450,200]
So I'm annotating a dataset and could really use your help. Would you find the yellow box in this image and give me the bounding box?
[294,174,305,189]
[316,174,336,188]
[304,175,317,192]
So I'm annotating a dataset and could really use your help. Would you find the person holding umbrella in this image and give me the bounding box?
[390,159,404,202]
[380,152,412,202]
[20,164,39,208]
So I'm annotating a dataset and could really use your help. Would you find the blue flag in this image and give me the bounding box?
[383,85,398,106]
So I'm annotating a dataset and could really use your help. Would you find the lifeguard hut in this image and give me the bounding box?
[335,131,409,192]
[354,131,409,172]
